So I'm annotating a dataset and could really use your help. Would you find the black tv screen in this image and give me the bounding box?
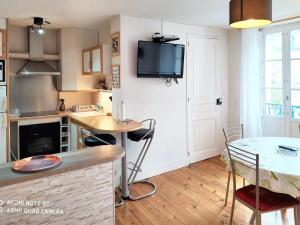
[137,41,185,78]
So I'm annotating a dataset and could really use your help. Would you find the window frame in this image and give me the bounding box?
[261,22,300,121]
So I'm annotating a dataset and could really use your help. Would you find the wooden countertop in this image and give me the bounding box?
[0,145,124,188]
[70,115,143,133]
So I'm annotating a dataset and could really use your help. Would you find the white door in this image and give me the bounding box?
[187,35,220,163]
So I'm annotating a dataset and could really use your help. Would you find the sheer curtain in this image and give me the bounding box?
[240,28,263,137]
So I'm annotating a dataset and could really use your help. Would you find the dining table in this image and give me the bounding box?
[70,115,143,199]
[222,137,300,222]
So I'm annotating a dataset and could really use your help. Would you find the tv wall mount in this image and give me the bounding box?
[151,33,180,43]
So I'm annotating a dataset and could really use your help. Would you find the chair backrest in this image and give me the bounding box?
[79,128,110,146]
[142,119,156,135]
[142,119,156,131]
[225,143,260,211]
[223,124,244,143]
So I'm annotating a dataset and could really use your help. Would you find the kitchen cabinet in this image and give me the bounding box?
[0,30,7,59]
[60,28,111,91]
[82,44,111,76]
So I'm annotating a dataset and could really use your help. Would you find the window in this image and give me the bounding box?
[290,30,300,119]
[264,32,283,117]
[263,27,300,120]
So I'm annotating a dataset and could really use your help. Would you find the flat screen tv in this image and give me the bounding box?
[137,41,185,78]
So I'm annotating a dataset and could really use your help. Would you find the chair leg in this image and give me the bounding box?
[294,207,299,225]
[249,211,256,224]
[229,197,235,225]
[225,172,231,206]
[256,212,261,225]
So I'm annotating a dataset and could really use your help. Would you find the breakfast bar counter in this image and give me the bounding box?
[0,145,124,225]
[69,115,143,200]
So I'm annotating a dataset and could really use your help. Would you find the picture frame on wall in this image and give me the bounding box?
[112,64,120,88]
[111,32,120,57]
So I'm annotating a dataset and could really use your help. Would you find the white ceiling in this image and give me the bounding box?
[1,0,300,29]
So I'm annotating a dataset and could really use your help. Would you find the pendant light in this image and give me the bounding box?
[230,0,272,29]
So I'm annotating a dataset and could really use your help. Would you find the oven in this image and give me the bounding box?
[19,121,60,159]
[0,60,5,85]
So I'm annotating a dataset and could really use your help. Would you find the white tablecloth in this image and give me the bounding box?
[222,137,300,197]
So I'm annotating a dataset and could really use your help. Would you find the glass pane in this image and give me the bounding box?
[265,88,283,117]
[265,32,282,60]
[291,30,300,59]
[92,48,101,73]
[291,60,300,89]
[265,61,282,88]
[291,90,300,119]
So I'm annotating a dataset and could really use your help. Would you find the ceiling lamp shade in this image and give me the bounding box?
[230,0,272,29]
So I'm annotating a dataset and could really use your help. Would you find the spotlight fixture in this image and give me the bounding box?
[37,27,45,35]
[229,0,272,29]
[29,17,51,34]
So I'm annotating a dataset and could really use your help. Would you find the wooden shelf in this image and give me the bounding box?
[9,52,60,60]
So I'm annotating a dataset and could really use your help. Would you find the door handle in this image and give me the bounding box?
[216,98,222,106]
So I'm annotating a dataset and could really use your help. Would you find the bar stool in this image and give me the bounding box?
[80,128,116,147]
[127,119,157,200]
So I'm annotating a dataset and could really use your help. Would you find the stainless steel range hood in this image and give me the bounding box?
[17,28,60,76]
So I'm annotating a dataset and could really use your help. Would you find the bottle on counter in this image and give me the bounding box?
[59,99,66,111]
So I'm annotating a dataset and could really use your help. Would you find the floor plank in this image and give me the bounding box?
[116,156,295,225]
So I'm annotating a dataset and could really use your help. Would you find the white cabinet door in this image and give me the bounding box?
[0,114,7,163]
[187,35,220,163]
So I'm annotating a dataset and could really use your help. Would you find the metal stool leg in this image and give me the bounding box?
[128,136,157,200]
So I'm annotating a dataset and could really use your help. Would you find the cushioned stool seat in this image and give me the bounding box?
[84,133,116,147]
[128,128,153,142]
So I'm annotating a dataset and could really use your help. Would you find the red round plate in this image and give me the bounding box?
[12,155,62,172]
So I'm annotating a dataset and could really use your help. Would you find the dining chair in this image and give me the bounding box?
[226,143,300,225]
[222,124,245,206]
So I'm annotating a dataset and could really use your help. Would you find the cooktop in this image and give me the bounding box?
[20,111,59,118]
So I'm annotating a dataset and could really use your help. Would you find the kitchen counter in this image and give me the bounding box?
[0,145,124,187]
[70,114,142,133]
[0,145,124,225]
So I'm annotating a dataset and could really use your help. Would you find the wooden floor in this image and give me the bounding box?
[116,157,296,225]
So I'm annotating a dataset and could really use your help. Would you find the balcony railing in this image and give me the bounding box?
[266,103,300,119]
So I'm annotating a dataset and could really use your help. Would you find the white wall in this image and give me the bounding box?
[228,29,242,125]
[114,15,228,180]
[120,16,188,179]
